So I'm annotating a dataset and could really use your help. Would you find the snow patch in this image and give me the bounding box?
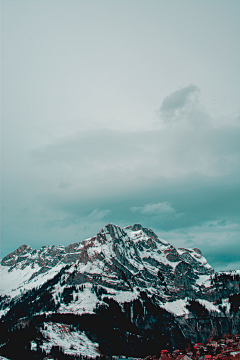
[58,284,99,315]
[195,274,211,287]
[198,299,221,313]
[111,289,139,303]
[40,322,100,357]
[161,298,190,316]
[0,263,65,297]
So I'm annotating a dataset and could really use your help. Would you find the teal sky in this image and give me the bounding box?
[1,0,240,271]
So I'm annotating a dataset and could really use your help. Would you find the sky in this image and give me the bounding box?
[1,0,240,272]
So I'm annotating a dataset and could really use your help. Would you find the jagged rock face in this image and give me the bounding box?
[0,223,240,357]
[1,243,66,269]
[1,223,214,300]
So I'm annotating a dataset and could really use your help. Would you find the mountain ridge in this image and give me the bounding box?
[1,223,214,300]
[0,223,239,358]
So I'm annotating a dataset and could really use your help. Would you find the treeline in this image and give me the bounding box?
[211,273,240,285]
[186,295,240,317]
[1,292,240,359]
[210,273,240,301]
[0,294,11,311]
[186,299,210,318]
[0,291,187,358]
[1,269,239,360]
[229,293,240,313]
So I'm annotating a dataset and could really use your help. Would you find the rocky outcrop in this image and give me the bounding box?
[0,223,233,302]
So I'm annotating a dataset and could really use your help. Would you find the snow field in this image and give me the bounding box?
[0,263,64,297]
[40,322,100,357]
[57,284,100,315]
[161,297,223,317]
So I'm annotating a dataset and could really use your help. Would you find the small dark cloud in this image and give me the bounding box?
[159,84,200,123]
[161,84,199,112]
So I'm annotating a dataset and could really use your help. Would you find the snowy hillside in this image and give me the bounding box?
[0,224,239,359]
[0,223,214,300]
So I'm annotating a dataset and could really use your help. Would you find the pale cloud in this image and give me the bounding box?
[131,201,175,215]
[2,107,239,262]
[30,116,239,191]
[44,208,111,229]
[87,209,111,221]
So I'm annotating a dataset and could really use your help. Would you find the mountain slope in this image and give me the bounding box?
[0,224,213,299]
[0,224,239,358]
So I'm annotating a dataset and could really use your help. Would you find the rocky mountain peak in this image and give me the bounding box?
[1,244,32,266]
[0,223,239,359]
[1,223,215,303]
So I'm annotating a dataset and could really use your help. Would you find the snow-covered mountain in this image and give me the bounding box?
[0,223,213,299]
[0,224,239,359]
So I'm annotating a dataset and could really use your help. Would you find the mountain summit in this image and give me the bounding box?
[0,224,239,358]
[1,223,213,300]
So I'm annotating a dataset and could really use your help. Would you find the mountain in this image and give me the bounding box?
[0,224,240,359]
